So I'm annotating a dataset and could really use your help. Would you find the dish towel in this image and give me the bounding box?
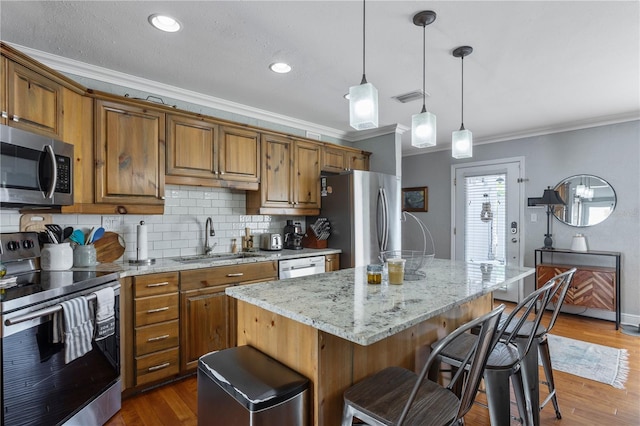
[92,287,115,340]
[54,296,94,364]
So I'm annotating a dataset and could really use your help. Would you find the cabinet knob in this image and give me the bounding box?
[1,111,8,119]
[220,171,225,175]
[12,115,20,122]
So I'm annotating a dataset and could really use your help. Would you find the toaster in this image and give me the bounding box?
[260,233,283,251]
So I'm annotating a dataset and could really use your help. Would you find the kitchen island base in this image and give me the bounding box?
[235,294,493,426]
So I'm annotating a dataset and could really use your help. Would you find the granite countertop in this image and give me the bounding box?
[74,248,341,278]
[226,259,535,346]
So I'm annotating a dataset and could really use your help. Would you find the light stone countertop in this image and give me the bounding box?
[74,248,341,277]
[226,258,535,346]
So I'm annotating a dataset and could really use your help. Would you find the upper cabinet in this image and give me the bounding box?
[5,61,62,138]
[165,116,259,190]
[321,144,370,173]
[218,126,260,188]
[246,133,321,215]
[94,98,165,207]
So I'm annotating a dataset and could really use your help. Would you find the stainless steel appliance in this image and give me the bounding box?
[260,233,283,251]
[279,256,326,279]
[0,232,120,426]
[319,170,401,267]
[283,220,303,250]
[0,124,73,207]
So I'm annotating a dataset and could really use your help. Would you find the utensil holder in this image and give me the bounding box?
[41,243,73,271]
[74,244,97,267]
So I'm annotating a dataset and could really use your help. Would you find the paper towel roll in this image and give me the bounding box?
[137,221,148,260]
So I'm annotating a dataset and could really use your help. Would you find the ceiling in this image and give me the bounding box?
[1,1,639,156]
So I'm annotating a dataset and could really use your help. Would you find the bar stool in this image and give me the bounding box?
[341,305,505,426]
[512,268,576,421]
[431,280,555,426]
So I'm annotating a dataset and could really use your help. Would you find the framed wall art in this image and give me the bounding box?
[402,186,428,212]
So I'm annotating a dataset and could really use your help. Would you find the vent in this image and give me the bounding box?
[392,90,429,104]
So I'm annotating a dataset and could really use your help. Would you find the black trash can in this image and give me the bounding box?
[198,345,309,426]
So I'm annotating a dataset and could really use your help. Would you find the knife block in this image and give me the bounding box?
[302,226,328,249]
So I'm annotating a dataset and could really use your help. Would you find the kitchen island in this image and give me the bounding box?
[226,259,534,426]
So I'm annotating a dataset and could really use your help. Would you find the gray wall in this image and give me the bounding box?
[402,120,640,322]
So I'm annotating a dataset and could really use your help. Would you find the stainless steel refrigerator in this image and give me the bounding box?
[320,170,401,267]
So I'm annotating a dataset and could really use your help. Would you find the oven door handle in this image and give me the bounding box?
[4,284,120,326]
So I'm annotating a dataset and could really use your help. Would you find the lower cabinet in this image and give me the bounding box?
[179,261,278,372]
[132,272,180,387]
[325,253,340,272]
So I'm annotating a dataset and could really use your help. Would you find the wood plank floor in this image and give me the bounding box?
[105,306,640,426]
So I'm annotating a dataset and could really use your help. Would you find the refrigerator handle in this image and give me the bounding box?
[378,187,389,251]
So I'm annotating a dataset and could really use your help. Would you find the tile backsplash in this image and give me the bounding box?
[0,185,305,261]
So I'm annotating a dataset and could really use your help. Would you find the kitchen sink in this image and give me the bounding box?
[175,252,265,263]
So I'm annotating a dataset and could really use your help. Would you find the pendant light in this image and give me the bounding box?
[411,11,437,148]
[452,46,473,158]
[349,0,378,130]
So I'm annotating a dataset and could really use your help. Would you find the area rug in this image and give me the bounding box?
[543,334,629,389]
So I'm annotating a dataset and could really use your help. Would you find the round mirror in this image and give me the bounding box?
[552,175,616,227]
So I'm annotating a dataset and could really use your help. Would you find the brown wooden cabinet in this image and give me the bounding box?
[179,261,278,372]
[132,272,180,387]
[534,248,621,328]
[325,253,340,272]
[5,60,62,138]
[165,116,260,190]
[247,134,321,215]
[94,98,165,208]
[321,145,370,173]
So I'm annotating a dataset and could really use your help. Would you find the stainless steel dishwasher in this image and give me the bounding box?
[278,256,326,279]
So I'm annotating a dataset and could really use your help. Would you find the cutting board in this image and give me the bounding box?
[20,214,53,232]
[93,232,126,263]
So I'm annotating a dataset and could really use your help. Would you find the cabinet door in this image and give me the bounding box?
[95,99,165,205]
[181,285,233,371]
[1,56,6,125]
[6,61,62,137]
[260,133,293,209]
[219,126,260,183]
[325,253,340,272]
[293,139,321,210]
[349,151,370,171]
[166,114,218,179]
[321,146,347,173]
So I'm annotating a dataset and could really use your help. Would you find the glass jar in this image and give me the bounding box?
[367,264,383,284]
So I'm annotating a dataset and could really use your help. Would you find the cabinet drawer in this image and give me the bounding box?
[135,347,180,386]
[181,261,278,290]
[135,320,179,356]
[135,293,179,326]
[134,272,179,297]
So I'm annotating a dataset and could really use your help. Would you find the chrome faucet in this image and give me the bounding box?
[204,217,216,255]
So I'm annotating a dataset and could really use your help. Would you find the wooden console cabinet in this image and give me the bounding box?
[535,248,621,329]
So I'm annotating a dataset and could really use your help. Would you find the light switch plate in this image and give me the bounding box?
[101,215,122,231]
[531,213,537,223]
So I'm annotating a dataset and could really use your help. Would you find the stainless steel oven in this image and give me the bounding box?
[0,124,73,208]
[1,232,120,426]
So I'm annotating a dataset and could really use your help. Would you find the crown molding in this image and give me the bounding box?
[13,43,350,142]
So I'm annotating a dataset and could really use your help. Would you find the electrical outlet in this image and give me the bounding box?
[102,216,122,231]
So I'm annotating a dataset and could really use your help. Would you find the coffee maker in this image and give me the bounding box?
[283,220,303,250]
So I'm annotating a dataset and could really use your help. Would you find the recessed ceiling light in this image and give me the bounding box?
[269,62,292,74]
[148,14,181,33]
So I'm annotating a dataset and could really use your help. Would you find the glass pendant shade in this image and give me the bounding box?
[452,128,473,158]
[349,81,378,130]
[411,110,436,148]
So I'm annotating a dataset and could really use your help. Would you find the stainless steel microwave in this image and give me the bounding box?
[0,124,73,207]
